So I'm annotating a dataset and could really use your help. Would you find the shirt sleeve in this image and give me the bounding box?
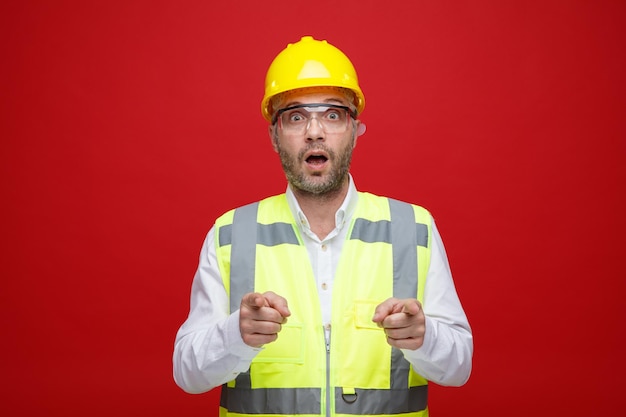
[172,227,261,394]
[401,217,474,386]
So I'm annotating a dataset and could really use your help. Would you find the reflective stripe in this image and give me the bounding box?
[229,202,259,315]
[221,386,427,415]
[389,198,418,300]
[228,203,259,391]
[391,347,410,391]
[218,225,232,246]
[415,223,428,248]
[258,223,299,246]
[219,223,299,247]
[335,386,428,414]
[350,218,391,243]
[234,371,251,389]
[220,386,321,414]
[351,222,428,249]
[388,199,417,392]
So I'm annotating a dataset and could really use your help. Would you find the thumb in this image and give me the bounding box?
[401,300,420,316]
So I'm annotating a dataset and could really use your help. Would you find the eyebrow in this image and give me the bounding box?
[283,98,345,108]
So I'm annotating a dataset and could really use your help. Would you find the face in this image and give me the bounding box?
[269,88,359,196]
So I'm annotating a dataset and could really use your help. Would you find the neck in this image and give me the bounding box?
[291,177,349,240]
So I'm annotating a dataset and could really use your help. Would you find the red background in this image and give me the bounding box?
[2,1,625,415]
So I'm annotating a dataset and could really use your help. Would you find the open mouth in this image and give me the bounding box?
[301,147,331,171]
[305,154,328,166]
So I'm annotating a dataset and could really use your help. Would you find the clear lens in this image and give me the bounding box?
[275,103,355,134]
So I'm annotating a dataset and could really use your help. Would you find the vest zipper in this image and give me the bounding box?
[325,327,331,417]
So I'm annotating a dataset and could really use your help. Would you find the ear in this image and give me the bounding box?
[356,120,367,137]
[268,124,279,153]
[352,120,366,149]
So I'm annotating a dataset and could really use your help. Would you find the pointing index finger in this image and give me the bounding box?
[242,292,269,310]
[372,298,400,324]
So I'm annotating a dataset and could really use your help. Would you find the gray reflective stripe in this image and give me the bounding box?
[335,386,428,414]
[350,218,391,243]
[220,386,321,415]
[219,223,299,247]
[218,224,233,246]
[389,198,418,300]
[416,223,428,248]
[230,204,257,389]
[351,220,428,249]
[233,371,251,390]
[391,346,411,390]
[229,202,259,315]
[388,199,417,392]
[258,223,299,246]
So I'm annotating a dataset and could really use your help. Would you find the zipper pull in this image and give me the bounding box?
[324,323,331,352]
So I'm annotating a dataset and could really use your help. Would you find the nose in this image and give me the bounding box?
[305,115,325,140]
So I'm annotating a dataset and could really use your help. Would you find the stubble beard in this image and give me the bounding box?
[277,141,354,197]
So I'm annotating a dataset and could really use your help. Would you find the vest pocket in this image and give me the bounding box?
[339,300,390,388]
[252,322,304,364]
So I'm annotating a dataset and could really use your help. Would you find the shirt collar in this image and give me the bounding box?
[285,174,359,234]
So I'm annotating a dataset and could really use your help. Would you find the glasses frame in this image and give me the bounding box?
[271,103,358,132]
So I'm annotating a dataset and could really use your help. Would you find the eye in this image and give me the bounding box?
[324,109,343,121]
[287,111,306,123]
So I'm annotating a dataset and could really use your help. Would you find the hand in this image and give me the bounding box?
[372,298,425,350]
[239,291,291,348]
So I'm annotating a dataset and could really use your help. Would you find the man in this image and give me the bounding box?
[173,36,472,417]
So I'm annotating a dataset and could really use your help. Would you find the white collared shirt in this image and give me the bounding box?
[173,176,473,394]
[284,176,359,343]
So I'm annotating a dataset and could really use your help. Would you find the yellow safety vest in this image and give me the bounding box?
[214,192,432,417]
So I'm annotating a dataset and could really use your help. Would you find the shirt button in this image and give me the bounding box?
[324,323,331,331]
[321,244,327,252]
[321,282,327,290]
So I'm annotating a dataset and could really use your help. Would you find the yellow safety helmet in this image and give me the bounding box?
[261,36,365,122]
